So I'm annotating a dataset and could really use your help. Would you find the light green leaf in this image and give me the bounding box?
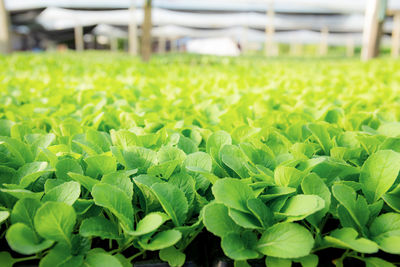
[221,145,250,178]
[265,257,291,267]
[151,183,188,227]
[139,230,182,251]
[42,181,81,205]
[91,183,134,230]
[324,228,378,253]
[274,166,304,188]
[276,195,325,222]
[55,158,83,181]
[359,150,400,203]
[159,246,186,267]
[11,198,41,229]
[83,251,123,267]
[79,216,120,239]
[101,171,133,200]
[34,202,76,244]
[18,161,50,187]
[203,202,241,237]
[0,211,9,224]
[126,212,167,236]
[85,154,116,178]
[370,213,400,254]
[222,232,260,261]
[68,172,99,192]
[212,178,255,212]
[6,223,54,255]
[364,257,396,267]
[257,223,314,258]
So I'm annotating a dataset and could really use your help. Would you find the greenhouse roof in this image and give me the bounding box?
[6,0,400,14]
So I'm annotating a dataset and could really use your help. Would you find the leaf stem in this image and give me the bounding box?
[128,250,145,262]
[14,255,38,263]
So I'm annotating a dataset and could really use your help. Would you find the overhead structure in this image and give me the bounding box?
[141,0,152,61]
[362,0,388,60]
[74,25,84,51]
[0,0,10,54]
[128,0,138,56]
[265,0,276,56]
[390,9,400,58]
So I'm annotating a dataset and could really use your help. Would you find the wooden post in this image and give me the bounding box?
[128,0,138,56]
[265,0,276,56]
[362,0,387,60]
[0,0,11,54]
[346,36,355,57]
[319,26,329,56]
[391,11,400,58]
[74,25,84,51]
[290,42,302,56]
[242,25,249,54]
[141,0,152,61]
[158,37,166,53]
[111,38,118,52]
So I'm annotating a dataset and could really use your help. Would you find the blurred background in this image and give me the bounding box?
[0,0,398,60]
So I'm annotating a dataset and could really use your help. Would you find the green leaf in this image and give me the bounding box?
[122,146,157,174]
[294,254,319,267]
[11,198,41,229]
[256,223,314,258]
[79,216,120,239]
[17,161,50,187]
[39,243,83,267]
[206,130,232,162]
[6,223,54,255]
[301,173,331,226]
[0,252,17,267]
[126,212,167,236]
[222,232,260,261]
[101,171,133,200]
[364,257,396,267]
[0,188,44,200]
[307,123,332,155]
[159,246,186,267]
[184,151,212,192]
[55,158,83,181]
[246,198,274,228]
[332,184,369,233]
[359,150,400,203]
[139,230,182,251]
[274,166,304,188]
[68,172,99,192]
[203,202,241,237]
[85,154,116,178]
[151,183,188,226]
[0,211,9,224]
[324,228,378,253]
[265,257,291,267]
[370,213,400,254]
[158,146,186,164]
[212,178,255,212]
[276,194,325,222]
[83,251,123,267]
[34,202,76,244]
[91,183,134,231]
[42,181,81,205]
[229,208,263,229]
[221,145,250,178]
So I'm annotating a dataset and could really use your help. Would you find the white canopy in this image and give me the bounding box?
[6,0,400,14]
[36,7,395,33]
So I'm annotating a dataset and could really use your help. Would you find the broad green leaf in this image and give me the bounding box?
[301,173,331,226]
[324,227,378,253]
[0,188,44,200]
[158,146,186,164]
[307,123,332,155]
[68,172,99,191]
[122,146,157,174]
[6,223,54,255]
[256,223,314,258]
[91,183,134,230]
[83,251,123,267]
[265,257,291,267]
[126,212,167,236]
[151,183,188,226]
[39,243,83,267]
[0,252,16,267]
[364,257,396,267]
[274,166,304,188]
[55,158,83,181]
[42,181,81,205]
[17,161,50,187]
[85,154,116,178]
[101,171,133,200]
[247,198,274,228]
[206,130,232,161]
[212,178,255,212]
[221,232,260,260]
[184,151,212,191]
[169,172,196,206]
[203,202,241,237]
[221,145,250,178]
[34,202,76,244]
[139,230,182,251]
[11,198,41,229]
[229,208,263,229]
[294,254,319,267]
[332,184,369,233]
[159,246,186,267]
[370,213,400,254]
[79,216,120,239]
[276,194,325,222]
[359,150,400,203]
[0,211,9,224]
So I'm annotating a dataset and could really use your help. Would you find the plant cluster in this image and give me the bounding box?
[0,54,400,266]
